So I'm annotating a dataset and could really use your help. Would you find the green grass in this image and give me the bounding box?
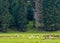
[0,30,60,43]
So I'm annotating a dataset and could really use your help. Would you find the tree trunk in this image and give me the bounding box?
[34,0,43,29]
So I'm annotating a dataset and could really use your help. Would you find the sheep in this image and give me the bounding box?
[28,35,35,39]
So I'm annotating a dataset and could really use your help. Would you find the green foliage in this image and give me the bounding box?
[0,0,28,32]
[0,0,60,32]
[43,0,60,31]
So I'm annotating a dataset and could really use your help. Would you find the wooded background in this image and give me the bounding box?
[0,0,60,32]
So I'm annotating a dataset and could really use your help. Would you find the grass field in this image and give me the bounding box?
[0,31,60,43]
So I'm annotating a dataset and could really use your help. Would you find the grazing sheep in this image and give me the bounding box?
[43,35,60,39]
[28,35,35,39]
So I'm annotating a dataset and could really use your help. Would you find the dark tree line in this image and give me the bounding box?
[0,0,60,32]
[43,0,60,31]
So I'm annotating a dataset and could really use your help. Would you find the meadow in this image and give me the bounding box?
[0,31,60,43]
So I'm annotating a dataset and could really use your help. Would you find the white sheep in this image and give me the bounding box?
[28,35,35,39]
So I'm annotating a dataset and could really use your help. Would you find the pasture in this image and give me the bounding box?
[0,31,60,43]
